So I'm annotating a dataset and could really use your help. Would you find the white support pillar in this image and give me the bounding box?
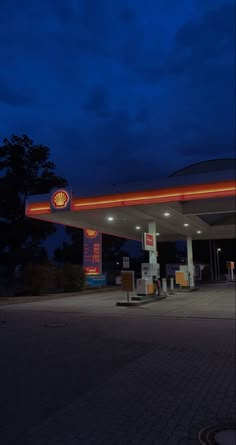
[148,221,157,264]
[187,236,194,288]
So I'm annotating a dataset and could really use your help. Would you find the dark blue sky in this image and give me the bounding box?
[0,0,235,194]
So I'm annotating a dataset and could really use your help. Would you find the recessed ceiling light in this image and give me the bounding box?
[164,212,170,217]
[156,232,160,236]
[184,223,189,227]
[136,226,141,230]
[107,216,114,221]
[197,230,202,234]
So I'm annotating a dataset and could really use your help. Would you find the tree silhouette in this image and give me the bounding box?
[0,134,67,282]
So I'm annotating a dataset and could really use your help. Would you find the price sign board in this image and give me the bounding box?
[121,271,134,292]
[83,229,102,274]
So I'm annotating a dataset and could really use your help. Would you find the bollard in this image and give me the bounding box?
[162,278,167,294]
[170,277,174,291]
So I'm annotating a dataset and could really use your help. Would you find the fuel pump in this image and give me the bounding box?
[137,263,160,296]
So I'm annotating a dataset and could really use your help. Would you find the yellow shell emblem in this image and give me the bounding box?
[52,190,69,209]
[85,229,98,238]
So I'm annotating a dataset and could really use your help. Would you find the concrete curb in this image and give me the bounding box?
[0,286,120,305]
[116,295,166,307]
[175,287,199,293]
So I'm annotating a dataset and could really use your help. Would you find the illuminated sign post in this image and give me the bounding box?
[83,229,102,274]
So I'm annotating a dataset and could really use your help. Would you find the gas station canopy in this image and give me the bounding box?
[26,159,236,242]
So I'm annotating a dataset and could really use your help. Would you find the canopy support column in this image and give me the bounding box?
[187,236,195,288]
[148,221,157,265]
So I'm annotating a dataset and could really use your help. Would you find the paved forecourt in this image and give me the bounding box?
[1,282,235,319]
[0,283,235,445]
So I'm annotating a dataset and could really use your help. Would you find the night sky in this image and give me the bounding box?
[0,0,235,195]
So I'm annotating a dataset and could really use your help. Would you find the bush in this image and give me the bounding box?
[23,263,56,295]
[22,263,85,295]
[55,264,85,292]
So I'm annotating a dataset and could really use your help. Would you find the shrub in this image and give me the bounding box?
[55,264,85,292]
[23,263,56,295]
[22,263,85,295]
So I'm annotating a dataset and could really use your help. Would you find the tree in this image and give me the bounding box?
[54,227,84,264]
[0,134,67,282]
[54,229,127,269]
[102,234,127,267]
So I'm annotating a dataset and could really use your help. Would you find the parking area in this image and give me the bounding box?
[0,283,235,445]
[2,282,235,319]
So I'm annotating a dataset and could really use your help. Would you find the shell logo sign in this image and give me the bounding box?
[85,229,98,239]
[51,190,70,209]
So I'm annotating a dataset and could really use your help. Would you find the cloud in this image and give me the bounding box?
[119,7,136,24]
[135,109,150,123]
[94,110,147,155]
[177,3,234,46]
[84,86,111,117]
[90,109,171,179]
[53,108,169,190]
[180,134,235,158]
[0,79,35,107]
[0,0,234,191]
[168,2,235,76]
[120,25,165,83]
[155,2,236,160]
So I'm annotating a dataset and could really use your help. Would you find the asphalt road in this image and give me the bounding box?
[0,283,235,445]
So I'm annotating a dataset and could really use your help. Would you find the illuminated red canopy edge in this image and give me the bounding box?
[26,180,236,216]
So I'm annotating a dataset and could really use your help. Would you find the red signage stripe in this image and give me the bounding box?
[26,180,236,215]
[26,203,51,215]
[72,180,236,211]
